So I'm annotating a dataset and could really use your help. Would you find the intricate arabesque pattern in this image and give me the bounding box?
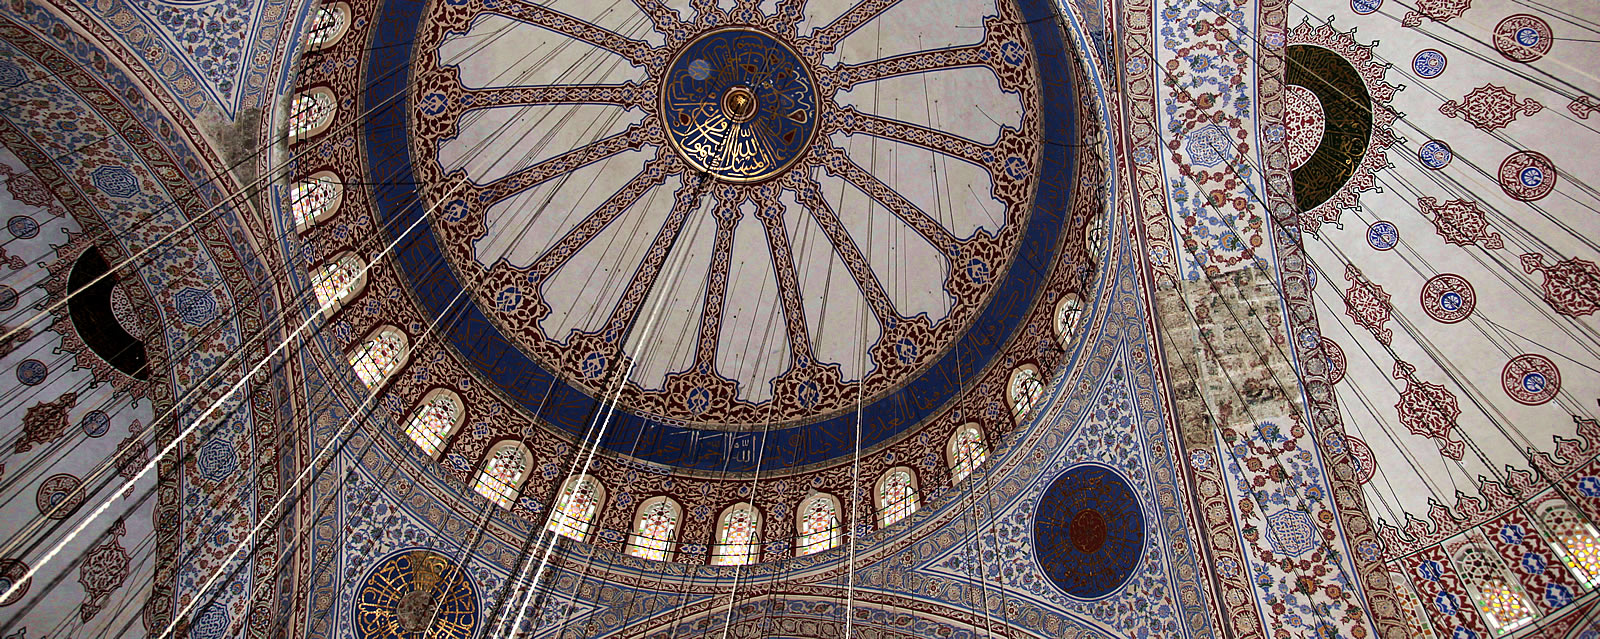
[1393,361,1465,460]
[1520,253,1600,317]
[1418,197,1503,250]
[353,549,480,639]
[1439,85,1543,131]
[1286,23,1397,227]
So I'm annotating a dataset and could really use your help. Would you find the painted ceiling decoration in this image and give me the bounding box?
[0,0,1595,635]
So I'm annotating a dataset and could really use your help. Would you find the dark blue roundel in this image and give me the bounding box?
[660,28,818,183]
[1034,464,1143,599]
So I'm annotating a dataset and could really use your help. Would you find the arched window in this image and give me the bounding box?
[1388,568,1438,639]
[1451,545,1535,633]
[1054,293,1083,346]
[473,442,529,509]
[1007,365,1045,421]
[311,253,364,310]
[711,503,760,566]
[404,389,462,458]
[546,475,604,541]
[1087,211,1108,257]
[289,87,336,142]
[304,2,351,51]
[627,497,680,561]
[349,326,406,388]
[877,468,919,528]
[947,425,989,484]
[1537,501,1600,587]
[795,493,840,556]
[289,172,342,229]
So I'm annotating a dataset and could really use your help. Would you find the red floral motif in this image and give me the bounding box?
[1282,85,1324,169]
[1502,353,1560,405]
[77,518,128,621]
[1420,274,1476,324]
[1438,85,1542,130]
[14,392,76,453]
[1287,22,1398,230]
[1402,0,1471,27]
[1394,361,1464,460]
[1345,435,1375,484]
[0,162,62,216]
[1321,337,1346,385]
[1571,96,1600,119]
[1343,264,1393,345]
[1418,197,1503,249]
[1521,253,1600,316]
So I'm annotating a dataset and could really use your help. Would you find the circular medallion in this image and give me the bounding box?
[36,473,84,519]
[1499,151,1557,201]
[661,28,818,183]
[354,549,480,639]
[15,359,46,386]
[1494,15,1553,63]
[1350,0,1382,14]
[1412,49,1447,78]
[81,410,111,438]
[0,559,29,606]
[1503,353,1560,405]
[1346,435,1375,484]
[7,215,37,240]
[1418,140,1452,170]
[1321,337,1346,385]
[1034,464,1143,599]
[1366,221,1398,251]
[1421,274,1475,324]
[1282,85,1325,170]
[0,285,15,311]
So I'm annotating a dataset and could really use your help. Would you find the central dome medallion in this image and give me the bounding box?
[374,0,1079,469]
[661,28,819,183]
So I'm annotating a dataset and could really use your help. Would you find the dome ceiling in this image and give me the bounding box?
[360,0,1093,471]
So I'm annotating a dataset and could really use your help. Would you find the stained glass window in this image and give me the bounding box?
[1389,568,1438,639]
[289,89,336,141]
[350,328,404,388]
[1087,213,1107,257]
[627,498,679,561]
[1453,546,1535,633]
[711,504,758,566]
[1055,294,1083,345]
[305,3,349,50]
[949,426,988,484]
[1539,502,1600,587]
[473,444,527,509]
[312,254,362,308]
[404,392,459,457]
[878,469,918,528]
[1008,366,1044,420]
[547,475,601,541]
[289,173,340,228]
[796,494,839,556]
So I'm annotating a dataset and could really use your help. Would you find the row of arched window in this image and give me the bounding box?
[1390,500,1600,637]
[287,3,351,143]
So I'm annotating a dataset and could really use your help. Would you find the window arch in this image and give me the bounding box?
[947,425,989,484]
[710,503,760,566]
[304,2,351,51]
[349,326,406,389]
[473,441,530,509]
[1451,544,1535,633]
[1087,210,1108,258]
[1054,292,1084,346]
[289,172,342,229]
[404,389,462,458]
[1007,365,1045,421]
[876,467,920,528]
[546,475,604,541]
[288,87,336,142]
[627,497,680,561]
[1537,501,1600,587]
[1388,568,1438,639]
[311,253,365,310]
[796,493,840,557]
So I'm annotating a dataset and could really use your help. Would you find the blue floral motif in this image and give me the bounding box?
[90,165,141,199]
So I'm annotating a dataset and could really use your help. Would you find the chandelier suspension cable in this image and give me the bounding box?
[1177,2,1600,528]
[0,115,446,566]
